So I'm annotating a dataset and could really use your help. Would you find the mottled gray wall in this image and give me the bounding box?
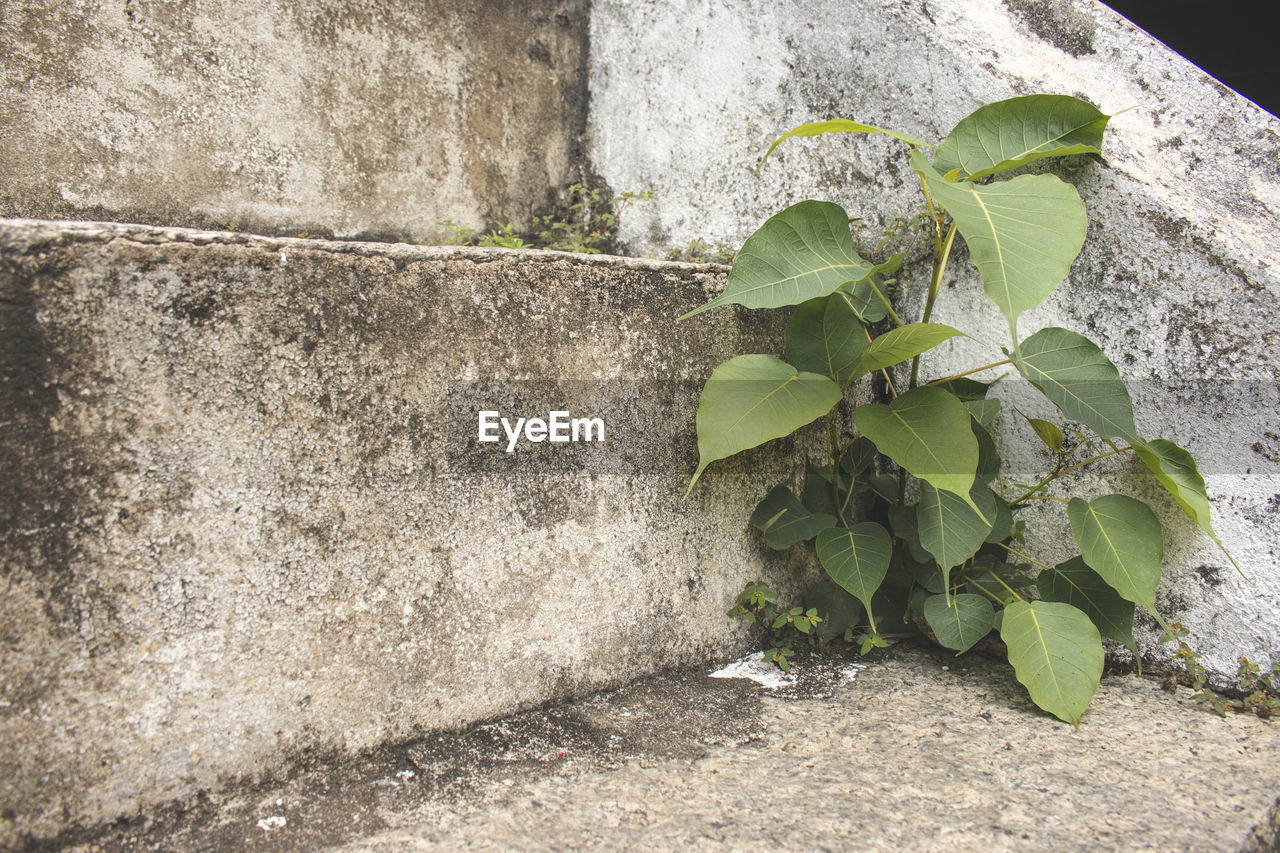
[588,0,1280,677]
[0,222,834,844]
[0,0,589,241]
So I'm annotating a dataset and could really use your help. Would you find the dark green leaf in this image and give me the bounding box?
[806,579,863,639]
[972,418,1001,484]
[785,293,871,385]
[933,95,1111,181]
[888,505,933,564]
[1013,327,1138,442]
[1037,556,1139,660]
[841,436,878,476]
[690,354,842,492]
[924,593,996,653]
[750,485,838,549]
[1068,495,1164,612]
[964,397,1002,429]
[984,492,1014,543]
[934,377,993,400]
[817,523,892,632]
[853,386,981,510]
[680,201,879,318]
[1001,600,1104,726]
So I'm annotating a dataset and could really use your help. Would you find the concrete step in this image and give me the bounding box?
[0,219,833,846]
[36,644,1280,851]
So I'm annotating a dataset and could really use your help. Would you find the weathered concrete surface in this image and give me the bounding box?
[345,646,1280,852]
[0,0,588,241]
[33,645,1280,851]
[588,0,1280,680]
[0,220,842,846]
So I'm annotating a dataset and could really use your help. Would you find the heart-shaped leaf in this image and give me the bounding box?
[933,95,1111,181]
[816,523,892,632]
[854,386,980,511]
[750,486,837,549]
[680,201,883,319]
[918,482,998,590]
[785,293,871,385]
[1001,600,1104,727]
[689,355,841,493]
[910,151,1086,335]
[1067,495,1163,613]
[1013,327,1138,442]
[1037,556,1139,661]
[924,593,996,653]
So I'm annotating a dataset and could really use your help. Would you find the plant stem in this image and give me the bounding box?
[997,542,1055,572]
[924,359,1012,387]
[909,221,958,389]
[1008,446,1136,507]
[990,572,1027,603]
[861,277,903,327]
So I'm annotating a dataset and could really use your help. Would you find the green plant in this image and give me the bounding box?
[476,222,530,250]
[437,185,653,254]
[727,582,826,672]
[1161,622,1279,719]
[682,94,1240,726]
[535,184,654,254]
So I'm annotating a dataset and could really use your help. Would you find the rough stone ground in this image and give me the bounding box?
[42,644,1280,852]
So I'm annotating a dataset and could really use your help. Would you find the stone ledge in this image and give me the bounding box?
[0,220,821,844]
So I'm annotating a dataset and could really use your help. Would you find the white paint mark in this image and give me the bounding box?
[709,652,796,689]
[257,815,287,831]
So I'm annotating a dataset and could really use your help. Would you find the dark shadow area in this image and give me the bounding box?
[1102,0,1278,116]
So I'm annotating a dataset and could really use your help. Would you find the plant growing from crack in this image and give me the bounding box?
[682,94,1241,726]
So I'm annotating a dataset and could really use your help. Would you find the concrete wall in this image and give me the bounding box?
[588,0,1280,676]
[0,0,588,242]
[0,220,831,844]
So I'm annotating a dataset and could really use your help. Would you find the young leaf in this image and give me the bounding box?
[689,355,842,492]
[785,293,870,385]
[853,386,981,511]
[1037,556,1139,661]
[1028,417,1065,452]
[817,523,892,632]
[924,593,996,653]
[1012,327,1139,442]
[918,482,997,583]
[1067,495,1163,612]
[679,201,883,319]
[750,486,837,549]
[932,95,1111,181]
[858,323,966,372]
[909,151,1087,334]
[760,119,932,168]
[1001,600,1104,727]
